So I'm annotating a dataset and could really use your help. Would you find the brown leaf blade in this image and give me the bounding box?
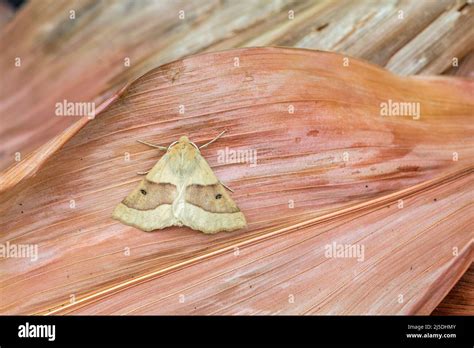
[0,47,473,314]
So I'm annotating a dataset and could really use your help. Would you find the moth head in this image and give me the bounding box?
[168,136,200,153]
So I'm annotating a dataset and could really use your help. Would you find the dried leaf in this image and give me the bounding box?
[0,47,473,314]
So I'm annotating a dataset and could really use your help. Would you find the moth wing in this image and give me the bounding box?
[177,155,247,234]
[113,198,177,232]
[113,154,180,232]
[146,152,180,186]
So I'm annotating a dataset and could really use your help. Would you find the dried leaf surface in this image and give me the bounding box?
[0,47,473,314]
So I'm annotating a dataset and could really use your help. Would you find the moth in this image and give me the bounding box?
[112,131,247,234]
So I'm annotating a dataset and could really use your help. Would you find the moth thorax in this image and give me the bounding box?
[179,136,189,142]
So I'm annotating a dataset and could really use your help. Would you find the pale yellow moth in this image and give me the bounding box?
[113,131,247,234]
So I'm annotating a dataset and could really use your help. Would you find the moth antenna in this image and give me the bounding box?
[199,130,227,149]
[137,140,168,151]
[220,181,234,193]
[137,171,149,175]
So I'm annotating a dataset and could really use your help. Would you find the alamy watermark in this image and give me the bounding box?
[380,99,420,120]
[18,322,55,341]
[324,242,365,262]
[217,147,257,167]
[55,99,96,119]
[0,241,38,261]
